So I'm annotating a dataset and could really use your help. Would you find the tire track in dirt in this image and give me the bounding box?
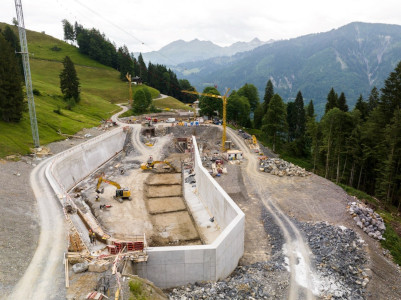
[228,127,316,300]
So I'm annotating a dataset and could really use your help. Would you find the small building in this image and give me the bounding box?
[226,150,243,160]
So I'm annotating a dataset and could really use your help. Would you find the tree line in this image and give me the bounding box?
[62,20,194,103]
[196,62,401,210]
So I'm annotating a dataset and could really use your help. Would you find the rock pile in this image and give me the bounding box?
[168,261,290,299]
[259,158,311,177]
[348,200,386,240]
[298,221,368,299]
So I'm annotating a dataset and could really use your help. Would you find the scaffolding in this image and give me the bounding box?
[15,0,40,148]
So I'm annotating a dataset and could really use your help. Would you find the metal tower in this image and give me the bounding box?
[14,0,40,148]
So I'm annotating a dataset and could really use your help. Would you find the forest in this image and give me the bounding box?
[197,62,401,211]
[62,20,193,103]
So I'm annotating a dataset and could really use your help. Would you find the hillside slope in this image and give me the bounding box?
[0,23,158,157]
[175,22,401,115]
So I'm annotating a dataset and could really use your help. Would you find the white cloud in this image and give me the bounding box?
[1,0,400,52]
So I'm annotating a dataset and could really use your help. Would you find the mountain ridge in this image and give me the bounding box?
[173,22,401,116]
[136,37,270,65]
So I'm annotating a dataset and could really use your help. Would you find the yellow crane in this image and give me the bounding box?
[126,73,132,106]
[182,88,231,151]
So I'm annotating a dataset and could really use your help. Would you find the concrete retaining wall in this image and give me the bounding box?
[46,129,244,288]
[134,136,245,288]
[50,128,126,191]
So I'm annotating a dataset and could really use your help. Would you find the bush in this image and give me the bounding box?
[53,106,62,115]
[33,88,41,96]
[50,45,61,51]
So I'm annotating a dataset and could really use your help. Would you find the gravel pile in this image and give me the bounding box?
[167,261,289,300]
[259,158,311,177]
[348,200,386,240]
[298,221,368,299]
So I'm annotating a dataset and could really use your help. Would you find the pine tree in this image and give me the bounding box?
[294,91,306,139]
[2,26,23,79]
[253,102,264,129]
[137,53,147,83]
[262,94,288,152]
[325,88,338,113]
[367,86,379,113]
[337,92,349,112]
[62,19,75,43]
[59,56,80,104]
[355,94,368,120]
[307,100,315,118]
[380,61,401,124]
[263,79,274,114]
[0,34,24,122]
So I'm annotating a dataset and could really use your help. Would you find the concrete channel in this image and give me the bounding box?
[44,126,245,288]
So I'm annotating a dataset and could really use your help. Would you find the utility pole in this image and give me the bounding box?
[14,0,40,148]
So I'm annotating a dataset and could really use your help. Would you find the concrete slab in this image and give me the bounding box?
[147,197,186,214]
[150,211,200,244]
[146,185,182,198]
[147,173,182,185]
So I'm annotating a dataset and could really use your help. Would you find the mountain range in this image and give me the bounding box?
[141,22,401,116]
[136,38,270,65]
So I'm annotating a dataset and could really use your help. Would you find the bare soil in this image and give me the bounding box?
[147,197,186,214]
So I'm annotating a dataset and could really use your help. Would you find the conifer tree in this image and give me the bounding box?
[0,34,24,122]
[262,94,288,152]
[307,100,315,118]
[355,94,368,120]
[367,86,379,113]
[137,53,147,83]
[325,88,338,113]
[263,79,274,114]
[337,92,349,112]
[59,56,80,104]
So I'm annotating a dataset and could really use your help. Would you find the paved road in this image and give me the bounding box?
[227,127,316,300]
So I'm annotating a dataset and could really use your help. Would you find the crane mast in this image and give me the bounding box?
[14,0,40,148]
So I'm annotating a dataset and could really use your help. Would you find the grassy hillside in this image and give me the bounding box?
[0,23,159,157]
[153,96,194,111]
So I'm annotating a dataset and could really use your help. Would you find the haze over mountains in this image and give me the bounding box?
[137,38,270,65]
[140,22,401,116]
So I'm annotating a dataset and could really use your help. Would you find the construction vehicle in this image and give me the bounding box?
[182,88,231,151]
[96,174,131,202]
[141,160,175,171]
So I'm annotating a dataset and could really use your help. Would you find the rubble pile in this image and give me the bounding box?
[348,200,386,240]
[299,221,368,299]
[259,158,311,177]
[168,261,289,299]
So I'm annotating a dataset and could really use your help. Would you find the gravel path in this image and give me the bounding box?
[0,126,110,299]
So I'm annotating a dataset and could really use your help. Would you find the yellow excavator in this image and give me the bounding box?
[141,160,175,172]
[96,174,131,202]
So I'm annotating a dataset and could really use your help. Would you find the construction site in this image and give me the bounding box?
[2,108,401,300]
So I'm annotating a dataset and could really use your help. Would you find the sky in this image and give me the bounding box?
[1,0,401,53]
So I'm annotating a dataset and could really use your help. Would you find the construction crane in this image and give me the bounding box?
[96,174,131,202]
[14,0,40,148]
[126,73,132,106]
[182,88,231,151]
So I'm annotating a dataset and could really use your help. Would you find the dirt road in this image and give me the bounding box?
[227,127,316,299]
[7,157,67,300]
